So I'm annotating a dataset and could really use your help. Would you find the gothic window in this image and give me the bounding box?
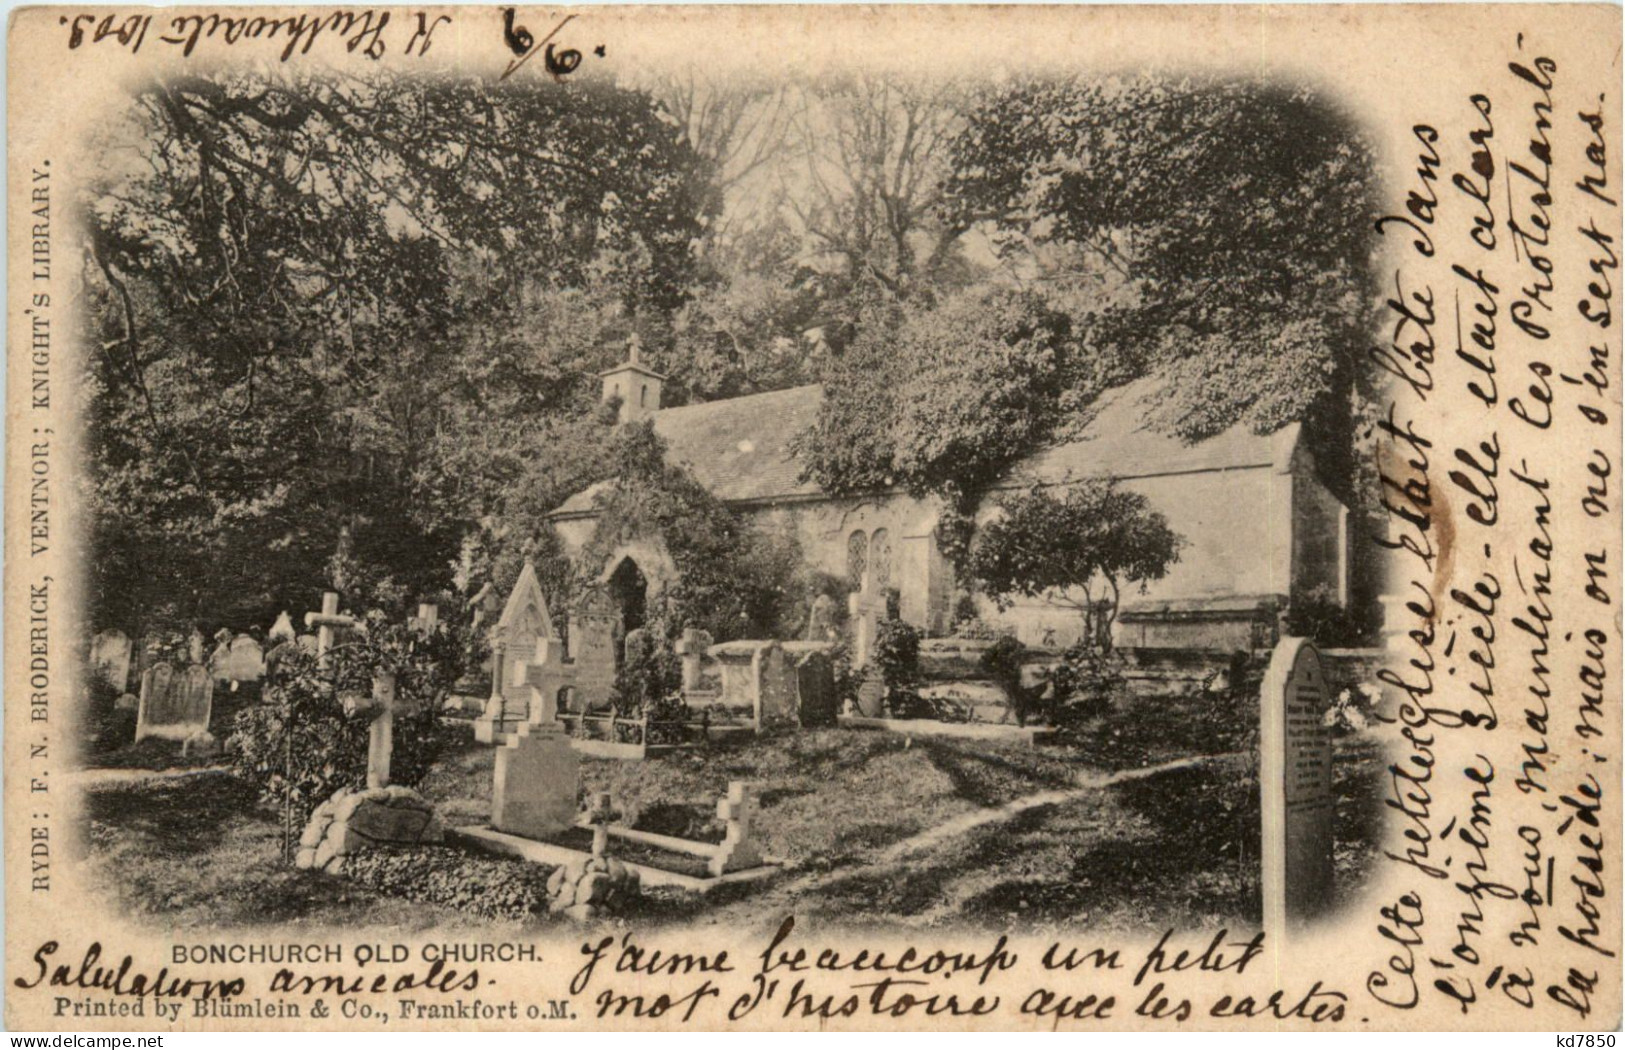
[846,530,869,590]
[869,528,892,591]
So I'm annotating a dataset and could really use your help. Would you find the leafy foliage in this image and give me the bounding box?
[584,423,802,642]
[611,615,683,717]
[81,666,134,755]
[800,75,1379,572]
[82,72,711,634]
[1288,582,1372,648]
[230,615,470,825]
[967,481,1182,649]
[871,618,922,694]
[340,846,553,922]
[943,75,1379,448]
[1044,643,1125,723]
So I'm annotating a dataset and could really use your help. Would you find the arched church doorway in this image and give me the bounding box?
[607,556,648,669]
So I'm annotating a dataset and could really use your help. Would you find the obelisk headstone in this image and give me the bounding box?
[1260,636,1335,943]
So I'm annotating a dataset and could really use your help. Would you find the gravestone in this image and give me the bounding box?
[135,664,214,743]
[709,641,799,732]
[676,628,714,695]
[226,635,264,682]
[795,651,838,727]
[1260,636,1335,940]
[475,559,561,742]
[269,611,296,643]
[757,644,798,730]
[805,594,837,642]
[568,587,619,704]
[848,588,886,668]
[491,722,580,839]
[90,630,133,693]
[188,628,206,666]
[296,598,445,872]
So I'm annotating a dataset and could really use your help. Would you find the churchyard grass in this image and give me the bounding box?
[76,724,1384,930]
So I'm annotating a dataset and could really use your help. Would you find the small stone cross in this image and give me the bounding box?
[710,781,763,876]
[586,791,615,858]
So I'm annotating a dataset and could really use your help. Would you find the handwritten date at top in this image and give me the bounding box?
[501,9,604,81]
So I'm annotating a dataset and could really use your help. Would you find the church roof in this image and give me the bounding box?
[550,376,1294,517]
[552,384,825,515]
[1007,377,1297,488]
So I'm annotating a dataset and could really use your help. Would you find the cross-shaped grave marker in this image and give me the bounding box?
[585,790,615,858]
[305,592,358,668]
[710,781,763,876]
[847,585,888,667]
[365,602,439,790]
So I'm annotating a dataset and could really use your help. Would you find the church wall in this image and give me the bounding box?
[551,453,1347,653]
[1290,468,1348,603]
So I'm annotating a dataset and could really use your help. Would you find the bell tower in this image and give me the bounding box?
[598,335,666,425]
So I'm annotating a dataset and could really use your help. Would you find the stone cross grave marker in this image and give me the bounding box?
[362,603,438,790]
[135,663,214,743]
[710,781,763,876]
[675,628,713,695]
[847,586,888,668]
[587,791,615,858]
[305,592,357,669]
[1260,636,1335,942]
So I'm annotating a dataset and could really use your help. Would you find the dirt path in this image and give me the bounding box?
[739,751,1241,920]
[876,752,1233,866]
[65,764,230,788]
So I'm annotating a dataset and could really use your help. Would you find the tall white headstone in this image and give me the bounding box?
[1260,636,1335,943]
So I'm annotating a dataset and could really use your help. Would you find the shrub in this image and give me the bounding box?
[827,638,860,711]
[82,666,133,754]
[967,480,1182,652]
[980,635,1025,699]
[872,618,921,693]
[340,846,553,921]
[886,689,969,722]
[1287,583,1368,648]
[231,614,468,826]
[611,622,682,716]
[1047,642,1125,723]
[585,423,804,642]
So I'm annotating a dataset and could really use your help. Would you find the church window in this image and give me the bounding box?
[846,530,869,590]
[870,528,892,590]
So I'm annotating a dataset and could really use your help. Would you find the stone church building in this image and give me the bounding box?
[548,347,1353,652]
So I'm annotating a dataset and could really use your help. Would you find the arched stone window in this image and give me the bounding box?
[846,530,869,590]
[869,528,892,591]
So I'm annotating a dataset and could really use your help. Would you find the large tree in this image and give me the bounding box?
[82,72,713,631]
[942,75,1380,452]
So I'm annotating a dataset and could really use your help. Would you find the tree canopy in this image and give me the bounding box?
[80,67,1380,636]
[966,482,1183,649]
[84,72,711,629]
